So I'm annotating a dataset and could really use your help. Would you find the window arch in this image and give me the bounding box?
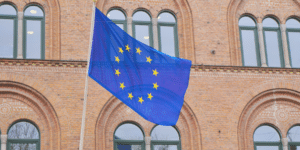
[23,5,45,59]
[263,17,284,67]
[151,125,181,150]
[132,10,153,47]
[114,122,145,150]
[253,125,282,150]
[287,125,300,150]
[7,120,40,150]
[107,8,127,32]
[239,16,260,66]
[157,11,178,57]
[0,3,17,59]
[286,18,300,68]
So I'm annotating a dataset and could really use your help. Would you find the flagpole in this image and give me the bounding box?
[79,1,96,150]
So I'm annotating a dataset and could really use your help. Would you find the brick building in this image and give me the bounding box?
[0,0,300,150]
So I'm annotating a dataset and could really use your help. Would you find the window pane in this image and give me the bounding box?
[133,11,150,21]
[107,10,125,20]
[263,18,279,28]
[8,122,39,139]
[289,146,300,150]
[287,126,300,142]
[287,32,300,68]
[116,24,124,30]
[117,144,141,150]
[286,19,300,29]
[151,125,179,141]
[240,30,258,66]
[135,25,150,46]
[264,31,282,67]
[10,143,37,150]
[24,6,44,17]
[115,123,143,140]
[26,20,42,59]
[254,125,280,142]
[0,4,16,15]
[160,26,175,57]
[0,19,14,58]
[239,16,256,27]
[256,146,279,150]
[158,13,175,23]
[154,145,177,150]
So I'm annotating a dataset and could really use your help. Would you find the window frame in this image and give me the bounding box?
[238,16,261,67]
[107,8,127,32]
[23,4,45,60]
[150,125,181,150]
[253,124,282,150]
[157,11,179,57]
[287,125,300,150]
[286,18,300,68]
[0,3,18,59]
[262,17,285,68]
[132,10,153,47]
[7,120,41,150]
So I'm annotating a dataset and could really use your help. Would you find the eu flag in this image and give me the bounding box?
[88,7,191,126]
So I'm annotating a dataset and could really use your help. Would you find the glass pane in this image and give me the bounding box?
[108,10,125,20]
[117,144,141,150]
[264,31,282,67]
[160,26,175,57]
[254,125,280,142]
[154,145,177,150]
[287,32,300,68]
[158,12,175,23]
[133,11,150,21]
[256,146,279,150]
[287,126,300,142]
[263,18,279,28]
[10,143,37,150]
[116,24,124,30]
[286,19,300,29]
[0,19,14,58]
[24,6,44,17]
[240,30,258,66]
[26,20,42,59]
[135,25,150,46]
[115,123,143,140]
[151,125,179,141]
[290,145,300,150]
[8,122,39,139]
[239,16,256,27]
[0,4,16,15]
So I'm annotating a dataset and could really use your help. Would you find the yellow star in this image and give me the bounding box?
[138,97,144,104]
[153,83,159,90]
[115,69,121,76]
[146,56,152,64]
[136,47,142,55]
[115,56,120,63]
[128,93,133,100]
[125,45,130,52]
[147,93,153,100]
[119,47,124,54]
[152,69,159,76]
[120,83,125,90]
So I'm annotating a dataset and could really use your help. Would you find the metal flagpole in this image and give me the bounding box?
[79,1,96,150]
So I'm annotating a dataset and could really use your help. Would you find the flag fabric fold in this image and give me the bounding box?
[88,7,192,126]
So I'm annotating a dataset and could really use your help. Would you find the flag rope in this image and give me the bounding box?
[79,2,95,150]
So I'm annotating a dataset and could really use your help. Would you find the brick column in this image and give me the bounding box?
[282,137,288,150]
[1,135,7,150]
[127,17,133,36]
[145,136,151,150]
[17,12,23,59]
[257,23,267,67]
[152,18,159,50]
[280,24,291,68]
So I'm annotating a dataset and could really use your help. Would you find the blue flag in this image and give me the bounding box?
[88,7,191,126]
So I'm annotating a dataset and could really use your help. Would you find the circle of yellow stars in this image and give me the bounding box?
[114,45,159,104]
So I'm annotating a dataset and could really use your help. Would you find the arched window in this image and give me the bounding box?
[0,4,17,58]
[107,9,127,32]
[133,10,153,47]
[151,125,181,150]
[287,125,300,150]
[286,18,300,68]
[114,123,145,150]
[157,12,178,57]
[23,5,45,59]
[7,121,40,150]
[239,16,260,66]
[263,17,284,67]
[253,125,282,150]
